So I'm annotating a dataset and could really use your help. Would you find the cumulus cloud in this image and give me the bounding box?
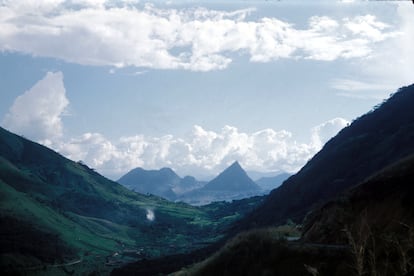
[2,71,69,143]
[384,4,414,87]
[310,117,349,149]
[330,3,412,97]
[0,2,398,71]
[0,71,349,178]
[55,121,349,179]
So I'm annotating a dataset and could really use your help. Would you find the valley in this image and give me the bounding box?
[0,126,264,275]
[1,84,414,276]
[114,84,414,275]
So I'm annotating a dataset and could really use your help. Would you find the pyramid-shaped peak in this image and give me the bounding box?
[222,161,246,175]
[203,161,260,192]
[228,161,242,169]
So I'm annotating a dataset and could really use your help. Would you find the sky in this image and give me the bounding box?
[1,0,413,180]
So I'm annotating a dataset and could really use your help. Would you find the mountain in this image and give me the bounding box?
[238,83,414,230]
[166,86,414,276]
[118,168,205,201]
[0,126,259,275]
[203,161,260,192]
[177,162,262,205]
[300,153,414,274]
[182,154,414,276]
[255,172,291,192]
[246,170,285,181]
[175,175,206,195]
[118,167,180,200]
[112,84,414,275]
[303,153,414,243]
[118,162,262,206]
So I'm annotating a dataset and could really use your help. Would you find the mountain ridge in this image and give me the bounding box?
[118,167,181,200]
[176,161,264,205]
[237,83,414,230]
[118,161,263,205]
[0,126,262,274]
[202,161,260,192]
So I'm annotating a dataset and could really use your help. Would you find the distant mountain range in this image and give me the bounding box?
[255,172,291,192]
[176,161,262,205]
[0,126,262,275]
[5,80,414,275]
[246,170,287,181]
[115,84,414,276]
[118,161,286,205]
[117,167,205,201]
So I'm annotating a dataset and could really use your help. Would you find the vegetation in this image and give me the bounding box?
[3,83,414,275]
[111,196,265,275]
[169,154,414,276]
[174,227,351,276]
[238,84,414,230]
[0,127,263,275]
[302,154,414,275]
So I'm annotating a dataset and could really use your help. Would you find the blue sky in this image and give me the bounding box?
[1,0,413,180]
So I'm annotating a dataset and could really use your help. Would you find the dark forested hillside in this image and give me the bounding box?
[175,152,414,275]
[301,154,414,275]
[303,153,414,244]
[239,84,414,229]
[169,86,414,276]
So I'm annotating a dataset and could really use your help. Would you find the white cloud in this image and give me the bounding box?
[0,2,398,71]
[331,79,398,99]
[344,15,391,42]
[310,117,349,149]
[329,3,413,98]
[390,4,414,86]
[331,79,396,92]
[1,71,349,178]
[2,71,69,143]
[55,121,349,179]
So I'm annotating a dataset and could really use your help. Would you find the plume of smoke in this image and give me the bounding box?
[146,208,155,221]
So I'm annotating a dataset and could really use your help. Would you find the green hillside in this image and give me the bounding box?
[0,127,262,275]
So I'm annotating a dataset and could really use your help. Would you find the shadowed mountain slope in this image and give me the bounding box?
[298,153,414,275]
[239,84,414,229]
[302,153,414,245]
[174,155,414,276]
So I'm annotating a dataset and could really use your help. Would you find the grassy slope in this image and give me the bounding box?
[110,196,265,275]
[0,127,262,274]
